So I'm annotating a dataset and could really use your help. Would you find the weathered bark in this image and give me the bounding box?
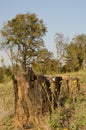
[13,71,82,130]
[12,71,51,130]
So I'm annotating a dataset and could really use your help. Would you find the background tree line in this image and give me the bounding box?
[55,33,86,72]
[0,13,86,82]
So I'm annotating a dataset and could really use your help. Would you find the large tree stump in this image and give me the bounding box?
[12,72,51,130]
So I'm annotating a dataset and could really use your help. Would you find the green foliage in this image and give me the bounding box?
[49,70,86,130]
[64,34,86,72]
[2,115,14,130]
[0,67,4,83]
[32,48,60,74]
[0,74,4,83]
[33,48,53,74]
[0,13,47,71]
[65,43,82,71]
[54,33,86,72]
[49,118,59,128]
[0,66,12,83]
[49,95,86,130]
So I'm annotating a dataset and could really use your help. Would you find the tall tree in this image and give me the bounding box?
[54,33,68,65]
[0,13,47,71]
[32,48,53,74]
[72,34,86,68]
[65,43,82,71]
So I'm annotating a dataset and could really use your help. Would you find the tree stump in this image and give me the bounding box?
[12,72,51,130]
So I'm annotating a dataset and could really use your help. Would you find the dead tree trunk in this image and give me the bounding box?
[12,72,51,130]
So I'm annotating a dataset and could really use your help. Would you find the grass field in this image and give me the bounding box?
[0,70,86,130]
[49,70,86,130]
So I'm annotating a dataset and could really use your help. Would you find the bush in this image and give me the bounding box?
[0,74,4,83]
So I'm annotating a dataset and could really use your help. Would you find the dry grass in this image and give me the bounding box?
[0,81,15,122]
[0,70,86,130]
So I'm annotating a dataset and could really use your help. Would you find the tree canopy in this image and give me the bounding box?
[0,12,86,73]
[0,13,47,71]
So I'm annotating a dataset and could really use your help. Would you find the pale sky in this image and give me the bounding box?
[0,0,86,66]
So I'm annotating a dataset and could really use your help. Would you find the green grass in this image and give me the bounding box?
[1,115,14,130]
[49,94,86,130]
[49,70,86,130]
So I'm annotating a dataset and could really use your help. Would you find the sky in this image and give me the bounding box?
[0,0,86,66]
